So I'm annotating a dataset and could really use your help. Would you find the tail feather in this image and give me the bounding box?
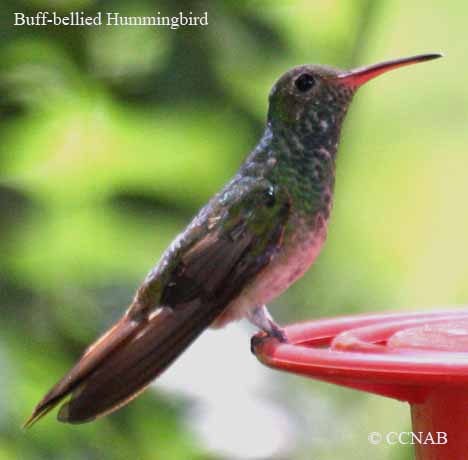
[25,300,214,426]
[23,317,140,428]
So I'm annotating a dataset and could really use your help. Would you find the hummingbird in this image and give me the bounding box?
[25,52,442,427]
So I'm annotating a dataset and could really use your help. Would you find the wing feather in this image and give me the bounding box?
[26,177,290,425]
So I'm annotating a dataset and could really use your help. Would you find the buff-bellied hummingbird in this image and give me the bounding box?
[25,52,442,426]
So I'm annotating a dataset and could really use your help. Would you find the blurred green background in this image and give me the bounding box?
[0,0,465,459]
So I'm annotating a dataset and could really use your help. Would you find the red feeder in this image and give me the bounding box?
[252,310,468,460]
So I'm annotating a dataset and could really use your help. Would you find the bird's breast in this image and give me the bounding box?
[212,212,328,327]
[246,214,327,305]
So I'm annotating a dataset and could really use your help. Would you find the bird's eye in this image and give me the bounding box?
[263,186,276,207]
[295,73,315,92]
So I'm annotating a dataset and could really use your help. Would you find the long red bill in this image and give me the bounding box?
[336,53,443,87]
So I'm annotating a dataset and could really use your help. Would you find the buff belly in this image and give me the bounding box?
[212,223,326,328]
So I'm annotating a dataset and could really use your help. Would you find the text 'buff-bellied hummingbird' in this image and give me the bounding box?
[25,52,442,426]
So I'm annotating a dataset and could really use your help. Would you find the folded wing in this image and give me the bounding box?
[25,177,290,425]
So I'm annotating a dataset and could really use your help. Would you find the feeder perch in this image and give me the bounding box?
[252,310,468,460]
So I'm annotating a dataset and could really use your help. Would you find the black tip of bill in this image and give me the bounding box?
[417,52,444,61]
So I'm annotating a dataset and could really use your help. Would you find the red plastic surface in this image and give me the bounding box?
[252,310,468,460]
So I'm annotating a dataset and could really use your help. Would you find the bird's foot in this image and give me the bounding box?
[248,305,288,345]
[250,326,287,355]
[268,323,288,342]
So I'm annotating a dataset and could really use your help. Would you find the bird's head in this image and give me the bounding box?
[268,54,443,129]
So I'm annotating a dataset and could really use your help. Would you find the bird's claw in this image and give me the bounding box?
[250,333,267,355]
[269,324,288,343]
[250,325,288,355]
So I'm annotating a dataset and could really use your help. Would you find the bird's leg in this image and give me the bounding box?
[248,305,287,342]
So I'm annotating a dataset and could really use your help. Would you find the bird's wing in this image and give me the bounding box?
[25,177,290,426]
[152,177,290,310]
